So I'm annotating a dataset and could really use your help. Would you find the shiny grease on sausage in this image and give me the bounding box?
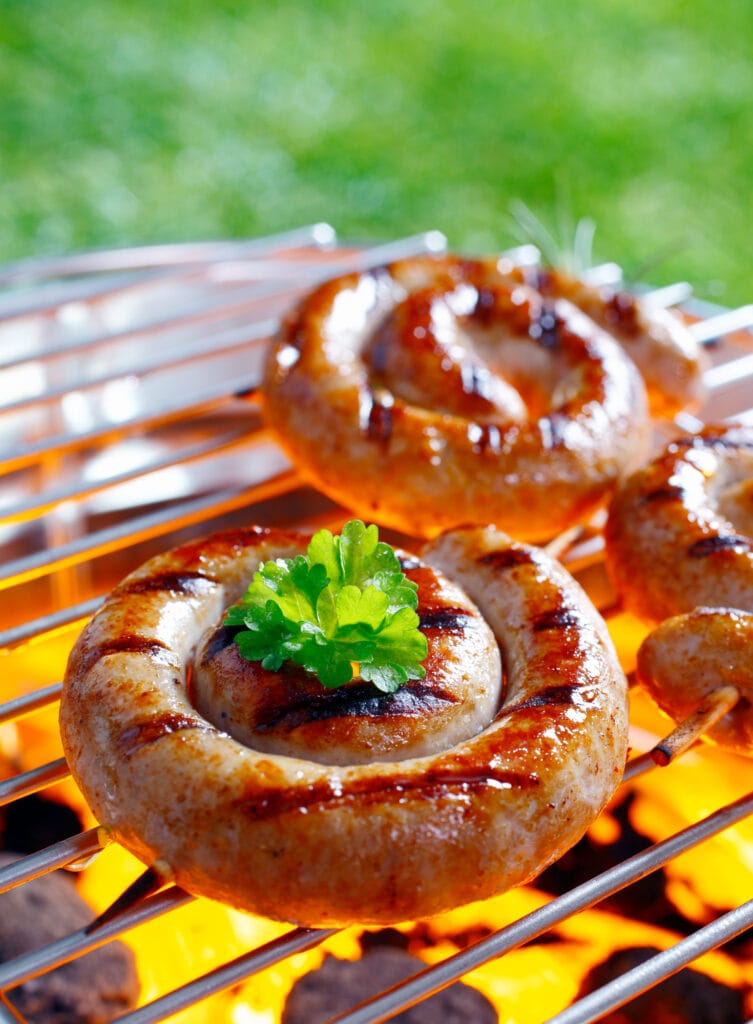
[263,255,652,541]
[60,524,628,927]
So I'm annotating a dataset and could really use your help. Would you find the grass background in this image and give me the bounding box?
[1,0,751,302]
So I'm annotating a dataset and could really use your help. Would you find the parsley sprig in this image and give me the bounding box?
[224,520,428,692]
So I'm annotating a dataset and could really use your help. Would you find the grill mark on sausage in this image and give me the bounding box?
[472,285,497,326]
[117,712,215,759]
[119,571,217,597]
[688,535,752,558]
[77,635,176,677]
[201,624,243,661]
[358,386,394,443]
[639,484,687,504]
[236,765,539,820]
[419,609,477,632]
[254,680,461,733]
[479,548,537,571]
[529,303,560,348]
[497,683,580,717]
[603,291,641,336]
[531,607,583,632]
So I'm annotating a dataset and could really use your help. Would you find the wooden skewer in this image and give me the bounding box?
[622,683,741,783]
[544,524,585,561]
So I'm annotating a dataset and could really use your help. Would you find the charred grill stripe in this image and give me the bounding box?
[119,571,217,597]
[118,713,215,758]
[201,624,243,662]
[479,548,537,571]
[529,303,560,348]
[639,485,687,504]
[419,609,477,632]
[688,534,752,558]
[496,683,580,717]
[237,767,539,820]
[255,681,461,733]
[358,386,394,443]
[78,635,176,677]
[532,607,583,632]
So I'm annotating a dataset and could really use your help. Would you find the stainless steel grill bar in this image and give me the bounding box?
[0,758,70,808]
[2,424,254,524]
[0,828,103,895]
[0,231,444,375]
[0,230,751,1024]
[0,683,62,724]
[0,317,277,418]
[0,598,102,649]
[0,224,337,286]
[0,448,295,591]
[547,899,753,1024]
[116,928,338,1024]
[687,303,753,343]
[326,791,753,1024]
[0,888,195,991]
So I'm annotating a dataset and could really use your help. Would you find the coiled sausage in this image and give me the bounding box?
[60,524,628,927]
[263,255,651,542]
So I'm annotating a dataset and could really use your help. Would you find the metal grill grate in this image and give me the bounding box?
[0,225,752,1023]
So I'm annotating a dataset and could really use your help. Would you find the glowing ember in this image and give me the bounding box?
[3,605,753,1022]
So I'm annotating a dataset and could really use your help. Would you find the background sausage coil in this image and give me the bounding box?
[263,254,659,541]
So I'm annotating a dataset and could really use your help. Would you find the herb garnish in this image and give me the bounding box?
[224,520,428,692]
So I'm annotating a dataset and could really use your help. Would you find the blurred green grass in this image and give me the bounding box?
[1,0,751,302]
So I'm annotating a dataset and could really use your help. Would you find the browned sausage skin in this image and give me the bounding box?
[507,264,707,419]
[60,524,628,927]
[636,607,753,756]
[606,424,753,753]
[604,423,753,624]
[263,255,652,542]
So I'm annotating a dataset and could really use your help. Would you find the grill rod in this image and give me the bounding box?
[0,782,750,1023]
[0,229,752,1023]
[548,899,753,1024]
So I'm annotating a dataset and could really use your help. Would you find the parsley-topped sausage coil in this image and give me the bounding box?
[60,523,628,928]
[263,254,652,541]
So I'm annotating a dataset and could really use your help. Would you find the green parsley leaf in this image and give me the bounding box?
[224,520,427,692]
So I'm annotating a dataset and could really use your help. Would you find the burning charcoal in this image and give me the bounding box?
[537,793,694,934]
[1,794,83,855]
[578,946,746,1023]
[282,948,496,1024]
[0,854,139,1024]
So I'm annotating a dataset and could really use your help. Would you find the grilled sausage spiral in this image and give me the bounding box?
[263,254,652,542]
[505,263,707,418]
[60,524,628,927]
